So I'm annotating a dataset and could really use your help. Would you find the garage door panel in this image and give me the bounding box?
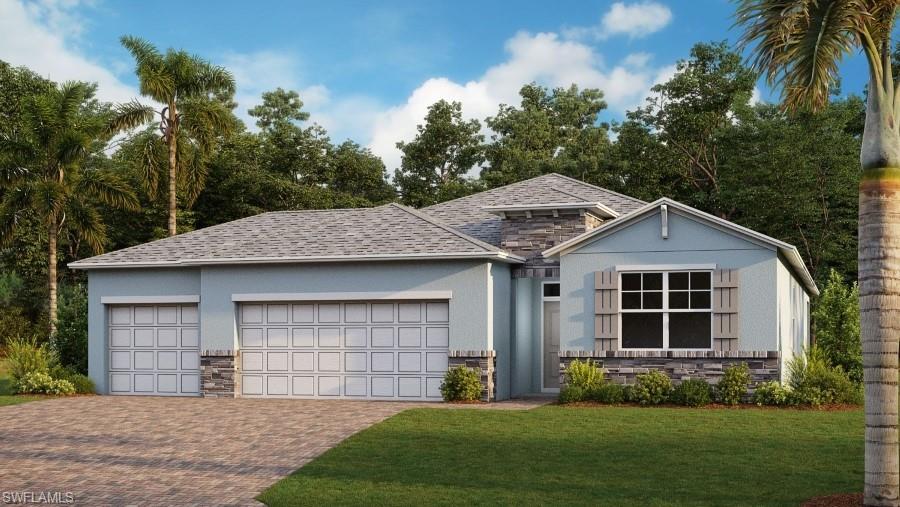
[108,304,200,396]
[240,301,449,400]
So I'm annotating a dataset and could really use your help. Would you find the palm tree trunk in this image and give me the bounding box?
[47,212,58,336]
[861,86,900,507]
[167,104,178,236]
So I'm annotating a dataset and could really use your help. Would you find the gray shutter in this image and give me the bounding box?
[594,270,618,352]
[713,269,739,351]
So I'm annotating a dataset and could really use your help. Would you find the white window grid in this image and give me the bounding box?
[618,271,714,351]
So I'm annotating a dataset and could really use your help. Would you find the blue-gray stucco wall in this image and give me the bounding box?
[559,209,780,352]
[87,260,510,396]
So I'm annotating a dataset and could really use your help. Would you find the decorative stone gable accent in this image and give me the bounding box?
[559,350,779,396]
[503,209,604,277]
[712,269,740,351]
[448,350,496,402]
[594,270,618,352]
[200,350,240,398]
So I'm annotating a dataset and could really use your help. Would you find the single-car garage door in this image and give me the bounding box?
[107,304,200,396]
[239,301,450,400]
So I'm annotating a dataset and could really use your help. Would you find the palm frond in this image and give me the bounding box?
[179,98,235,152]
[56,82,92,126]
[76,169,140,211]
[107,101,156,135]
[175,140,207,206]
[0,186,33,245]
[736,0,866,112]
[63,198,107,254]
[30,179,67,218]
[120,36,162,68]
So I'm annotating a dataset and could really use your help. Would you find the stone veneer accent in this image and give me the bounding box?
[448,350,496,402]
[200,350,240,398]
[558,350,780,394]
[501,209,604,277]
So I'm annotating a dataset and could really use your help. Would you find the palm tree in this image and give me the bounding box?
[111,36,236,236]
[734,2,900,505]
[0,82,139,333]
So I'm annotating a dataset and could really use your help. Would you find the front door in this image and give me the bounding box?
[543,301,560,389]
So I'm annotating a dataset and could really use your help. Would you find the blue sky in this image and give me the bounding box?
[0,0,871,170]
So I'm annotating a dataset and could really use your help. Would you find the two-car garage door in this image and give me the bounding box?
[239,300,450,400]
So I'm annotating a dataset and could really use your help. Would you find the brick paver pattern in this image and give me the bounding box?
[0,397,417,506]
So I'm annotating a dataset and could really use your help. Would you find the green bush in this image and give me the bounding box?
[752,381,791,406]
[788,347,862,406]
[632,370,672,405]
[5,336,52,382]
[54,283,88,374]
[439,366,482,402]
[671,379,712,407]
[812,269,862,384]
[559,385,586,404]
[49,364,95,394]
[589,383,626,404]
[15,371,75,395]
[717,363,750,405]
[564,359,605,391]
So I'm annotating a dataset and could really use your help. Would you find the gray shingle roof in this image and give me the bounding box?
[422,173,646,245]
[70,203,516,268]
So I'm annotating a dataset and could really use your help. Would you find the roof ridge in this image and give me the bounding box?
[548,173,646,205]
[387,203,500,253]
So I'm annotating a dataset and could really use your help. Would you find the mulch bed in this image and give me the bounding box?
[801,493,862,506]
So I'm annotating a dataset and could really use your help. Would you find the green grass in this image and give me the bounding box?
[0,358,40,406]
[259,405,863,507]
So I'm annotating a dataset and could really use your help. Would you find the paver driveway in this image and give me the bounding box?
[0,396,415,506]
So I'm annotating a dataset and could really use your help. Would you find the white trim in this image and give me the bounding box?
[101,295,200,304]
[70,251,526,270]
[482,202,619,219]
[541,197,819,296]
[540,281,562,393]
[616,263,716,272]
[232,291,453,302]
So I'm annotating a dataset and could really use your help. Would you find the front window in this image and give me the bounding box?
[620,271,712,350]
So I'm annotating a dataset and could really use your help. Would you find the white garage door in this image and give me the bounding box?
[239,301,450,400]
[107,304,201,396]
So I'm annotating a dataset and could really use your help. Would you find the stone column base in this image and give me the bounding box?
[200,350,240,398]
[559,350,780,394]
[448,350,496,402]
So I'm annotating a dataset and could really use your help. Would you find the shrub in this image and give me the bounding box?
[622,385,636,403]
[671,379,712,407]
[15,371,75,395]
[564,359,605,391]
[54,283,88,374]
[589,383,626,404]
[632,370,673,405]
[717,363,750,405]
[812,269,862,384]
[439,366,482,402]
[752,381,791,406]
[788,347,862,406]
[559,385,586,404]
[49,365,95,394]
[5,336,52,382]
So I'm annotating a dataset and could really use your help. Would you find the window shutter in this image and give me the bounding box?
[594,270,618,352]
[712,269,739,351]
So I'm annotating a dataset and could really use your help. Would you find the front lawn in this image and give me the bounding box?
[259,405,862,507]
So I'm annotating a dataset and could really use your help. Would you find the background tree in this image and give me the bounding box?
[394,100,484,207]
[110,36,236,236]
[735,2,900,504]
[326,141,395,204]
[0,82,138,332]
[813,269,862,384]
[482,83,611,188]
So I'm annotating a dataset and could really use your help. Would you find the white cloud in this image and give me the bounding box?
[564,1,673,41]
[0,0,138,104]
[368,31,673,171]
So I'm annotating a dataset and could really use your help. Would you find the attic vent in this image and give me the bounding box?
[660,205,668,239]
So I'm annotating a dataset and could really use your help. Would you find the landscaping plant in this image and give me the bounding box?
[631,370,672,405]
[787,347,862,406]
[811,269,862,384]
[14,371,75,395]
[717,363,750,405]
[49,364,95,394]
[564,359,605,391]
[589,383,626,404]
[439,366,482,402]
[752,381,791,407]
[5,336,51,382]
[558,385,586,404]
[671,379,712,407]
[53,283,89,374]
